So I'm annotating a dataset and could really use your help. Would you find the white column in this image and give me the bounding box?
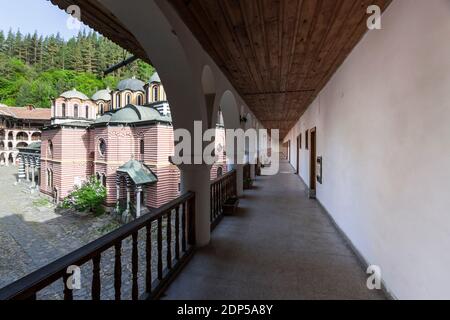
[126,177,131,211]
[136,185,142,218]
[179,163,211,247]
[30,158,36,187]
[115,175,121,208]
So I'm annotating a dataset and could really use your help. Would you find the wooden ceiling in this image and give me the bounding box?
[169,0,392,138]
[50,0,391,138]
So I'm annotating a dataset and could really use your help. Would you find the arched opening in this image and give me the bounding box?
[0,129,5,141]
[101,174,107,187]
[126,93,132,105]
[8,153,14,165]
[99,103,104,115]
[16,132,28,141]
[137,94,143,105]
[98,138,106,157]
[140,139,145,160]
[16,142,28,148]
[201,65,216,129]
[116,94,121,109]
[85,105,89,118]
[0,153,6,165]
[7,132,13,140]
[74,104,79,118]
[62,103,66,117]
[31,132,41,141]
[48,140,53,158]
[152,85,159,102]
[8,142,13,149]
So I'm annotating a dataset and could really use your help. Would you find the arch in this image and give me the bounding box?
[62,103,66,117]
[16,142,28,148]
[126,93,132,105]
[8,132,13,140]
[8,153,14,165]
[0,129,5,140]
[85,105,90,118]
[8,142,13,149]
[0,141,4,150]
[116,94,121,109]
[31,132,41,141]
[47,140,53,158]
[140,139,145,155]
[152,85,159,102]
[0,152,6,165]
[16,132,29,141]
[137,94,144,105]
[101,173,107,187]
[218,90,240,130]
[74,104,79,118]
[201,65,217,129]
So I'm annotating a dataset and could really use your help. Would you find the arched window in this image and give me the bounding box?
[101,174,107,187]
[48,140,53,158]
[98,138,106,157]
[140,139,145,155]
[137,94,143,105]
[85,105,89,118]
[62,103,66,117]
[99,103,104,115]
[116,94,121,109]
[126,93,131,105]
[217,167,223,178]
[74,104,79,118]
[153,86,159,102]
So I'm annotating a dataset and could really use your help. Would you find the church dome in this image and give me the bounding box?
[117,77,145,92]
[92,88,112,101]
[149,72,161,83]
[60,88,89,100]
[94,104,170,125]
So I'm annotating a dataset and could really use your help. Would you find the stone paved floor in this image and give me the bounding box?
[0,166,172,300]
[163,160,387,300]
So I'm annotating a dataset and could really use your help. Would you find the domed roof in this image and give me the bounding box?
[94,104,170,125]
[92,88,112,101]
[60,88,89,100]
[149,72,161,83]
[117,77,145,92]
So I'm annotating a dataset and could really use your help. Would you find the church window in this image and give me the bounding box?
[153,86,159,101]
[98,138,106,156]
[62,103,66,117]
[74,105,79,118]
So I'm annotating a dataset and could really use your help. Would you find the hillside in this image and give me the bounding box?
[0,29,154,108]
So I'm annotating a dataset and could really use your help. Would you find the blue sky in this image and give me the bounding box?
[0,0,93,39]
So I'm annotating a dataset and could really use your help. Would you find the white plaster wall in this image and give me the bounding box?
[285,0,450,299]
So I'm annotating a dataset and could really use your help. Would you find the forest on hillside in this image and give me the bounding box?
[0,29,155,108]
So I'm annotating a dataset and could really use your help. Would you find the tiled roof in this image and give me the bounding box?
[0,104,51,121]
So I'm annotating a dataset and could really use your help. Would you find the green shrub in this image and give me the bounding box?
[62,177,106,214]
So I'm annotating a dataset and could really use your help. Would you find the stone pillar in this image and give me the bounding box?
[30,158,36,187]
[126,177,131,212]
[115,175,121,208]
[17,155,25,182]
[25,157,29,181]
[35,156,40,187]
[135,185,142,218]
[178,163,211,247]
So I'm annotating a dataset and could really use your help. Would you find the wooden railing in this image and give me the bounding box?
[243,163,251,180]
[0,192,196,300]
[210,169,236,230]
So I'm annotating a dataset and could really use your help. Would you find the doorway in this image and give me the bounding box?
[309,128,317,198]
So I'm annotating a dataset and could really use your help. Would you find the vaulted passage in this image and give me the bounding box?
[164,160,385,299]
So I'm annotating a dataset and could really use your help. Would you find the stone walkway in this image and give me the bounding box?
[164,160,386,300]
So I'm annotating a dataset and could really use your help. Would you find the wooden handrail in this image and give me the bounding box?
[210,169,237,230]
[0,192,195,300]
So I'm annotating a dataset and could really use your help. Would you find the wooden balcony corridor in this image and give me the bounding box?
[164,160,386,300]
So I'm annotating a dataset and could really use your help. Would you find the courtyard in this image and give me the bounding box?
[0,166,120,294]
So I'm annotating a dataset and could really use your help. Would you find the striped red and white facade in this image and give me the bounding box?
[39,75,227,210]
